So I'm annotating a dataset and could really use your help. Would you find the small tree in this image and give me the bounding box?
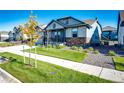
[19,25,27,64]
[20,12,41,68]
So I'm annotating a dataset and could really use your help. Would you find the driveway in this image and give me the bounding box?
[83,53,115,69]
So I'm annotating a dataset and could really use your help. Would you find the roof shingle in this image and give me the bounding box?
[120,10,124,21]
[83,19,96,25]
[103,26,117,32]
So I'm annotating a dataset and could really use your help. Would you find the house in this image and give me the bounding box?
[35,24,46,45]
[45,16,102,46]
[102,26,117,40]
[0,31,9,42]
[102,26,118,46]
[8,31,14,41]
[8,26,22,41]
[118,10,124,46]
[8,25,46,45]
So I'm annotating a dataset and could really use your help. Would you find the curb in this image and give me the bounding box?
[0,68,22,83]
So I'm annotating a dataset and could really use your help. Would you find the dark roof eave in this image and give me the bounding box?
[44,20,65,30]
[64,24,91,28]
[102,29,117,31]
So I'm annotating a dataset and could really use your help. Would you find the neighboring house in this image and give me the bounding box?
[8,25,46,44]
[0,31,9,42]
[118,10,124,46]
[8,26,22,41]
[102,26,117,40]
[35,24,46,45]
[45,16,102,46]
[8,31,14,41]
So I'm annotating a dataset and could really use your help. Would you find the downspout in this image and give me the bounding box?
[117,11,120,45]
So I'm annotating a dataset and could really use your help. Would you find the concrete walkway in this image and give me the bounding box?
[1,45,124,82]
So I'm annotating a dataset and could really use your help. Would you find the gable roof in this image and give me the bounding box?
[45,20,65,30]
[38,24,47,29]
[120,10,124,21]
[57,17,91,28]
[8,31,13,35]
[36,24,47,31]
[57,16,85,24]
[119,11,124,27]
[103,26,117,32]
[83,19,96,25]
[45,16,91,30]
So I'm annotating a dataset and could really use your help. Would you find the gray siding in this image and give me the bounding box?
[46,21,64,30]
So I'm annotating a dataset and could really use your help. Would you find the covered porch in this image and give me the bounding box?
[47,29,66,44]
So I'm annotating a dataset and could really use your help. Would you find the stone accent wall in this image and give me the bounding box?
[66,37,87,46]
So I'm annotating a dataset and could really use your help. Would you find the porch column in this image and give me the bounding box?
[47,30,49,46]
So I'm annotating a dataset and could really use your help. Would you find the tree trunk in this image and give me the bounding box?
[35,46,37,68]
[29,35,32,66]
[23,45,26,64]
[29,46,31,65]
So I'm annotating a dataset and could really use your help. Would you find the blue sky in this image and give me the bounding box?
[0,10,119,31]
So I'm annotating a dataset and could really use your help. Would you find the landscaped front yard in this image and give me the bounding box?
[113,56,124,71]
[25,47,87,63]
[0,42,21,47]
[0,42,15,47]
[0,52,111,83]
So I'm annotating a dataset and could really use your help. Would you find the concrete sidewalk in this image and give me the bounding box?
[1,45,124,82]
[0,68,21,83]
[4,47,124,82]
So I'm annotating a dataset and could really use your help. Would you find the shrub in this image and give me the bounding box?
[1,56,5,58]
[83,50,89,53]
[55,44,65,49]
[88,47,94,51]
[41,45,45,49]
[71,46,78,50]
[47,44,52,48]
[9,57,17,62]
[93,50,99,54]
[78,47,83,51]
[108,51,116,56]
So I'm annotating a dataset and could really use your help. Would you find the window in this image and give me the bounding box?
[53,23,56,29]
[66,20,69,24]
[58,32,61,35]
[55,31,57,36]
[72,28,78,37]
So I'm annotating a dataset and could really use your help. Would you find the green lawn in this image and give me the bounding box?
[0,42,14,47]
[113,56,124,71]
[25,47,87,63]
[0,52,111,83]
